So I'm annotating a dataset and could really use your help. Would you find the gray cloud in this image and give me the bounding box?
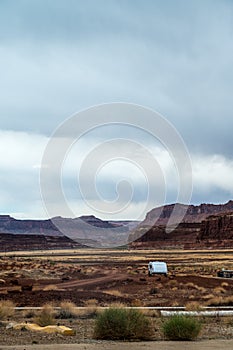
[0,130,233,219]
[0,0,233,217]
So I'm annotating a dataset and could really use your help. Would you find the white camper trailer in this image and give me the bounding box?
[148,261,168,277]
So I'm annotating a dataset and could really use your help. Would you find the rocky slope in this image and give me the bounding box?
[129,201,233,249]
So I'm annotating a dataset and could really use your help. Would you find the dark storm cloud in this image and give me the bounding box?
[0,0,232,150]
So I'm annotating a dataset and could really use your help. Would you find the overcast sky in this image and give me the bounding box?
[1,0,233,220]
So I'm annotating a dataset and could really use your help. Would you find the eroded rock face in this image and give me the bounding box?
[198,213,233,241]
[129,201,233,249]
[130,222,201,249]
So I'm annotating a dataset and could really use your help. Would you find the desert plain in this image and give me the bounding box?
[0,248,232,346]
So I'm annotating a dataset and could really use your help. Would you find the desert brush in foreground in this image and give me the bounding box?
[163,315,202,340]
[94,308,153,340]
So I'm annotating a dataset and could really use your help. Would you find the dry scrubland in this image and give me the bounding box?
[0,249,232,345]
[1,249,233,307]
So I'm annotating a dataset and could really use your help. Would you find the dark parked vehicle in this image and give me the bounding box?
[217,269,233,278]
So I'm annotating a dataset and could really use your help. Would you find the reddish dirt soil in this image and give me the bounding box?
[0,249,233,307]
[0,250,233,346]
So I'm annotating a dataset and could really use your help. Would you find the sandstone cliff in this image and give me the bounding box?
[129,201,233,249]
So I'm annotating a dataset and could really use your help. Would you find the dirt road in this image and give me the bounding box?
[1,340,233,350]
[55,272,128,289]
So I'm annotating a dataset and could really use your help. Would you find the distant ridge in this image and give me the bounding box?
[1,200,233,250]
[0,214,131,236]
[143,200,233,225]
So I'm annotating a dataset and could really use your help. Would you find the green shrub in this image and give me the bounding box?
[34,304,56,327]
[94,308,153,340]
[163,315,202,340]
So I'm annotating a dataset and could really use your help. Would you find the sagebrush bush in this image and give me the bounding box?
[34,304,56,327]
[163,315,201,340]
[0,300,15,320]
[94,308,153,340]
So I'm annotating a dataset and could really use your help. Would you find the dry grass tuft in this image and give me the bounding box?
[104,290,124,297]
[168,280,177,287]
[65,299,99,318]
[131,299,144,307]
[221,282,229,288]
[195,286,207,293]
[185,301,203,311]
[43,284,58,291]
[0,300,15,320]
[171,301,179,307]
[214,287,226,294]
[185,282,196,289]
[84,299,98,307]
[202,294,215,300]
[22,309,36,319]
[57,301,78,319]
[141,309,160,318]
[107,302,127,309]
[34,304,56,326]
[82,299,98,317]
[206,295,233,306]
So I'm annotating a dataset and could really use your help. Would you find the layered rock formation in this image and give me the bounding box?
[198,212,233,241]
[129,201,233,249]
[143,200,233,225]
